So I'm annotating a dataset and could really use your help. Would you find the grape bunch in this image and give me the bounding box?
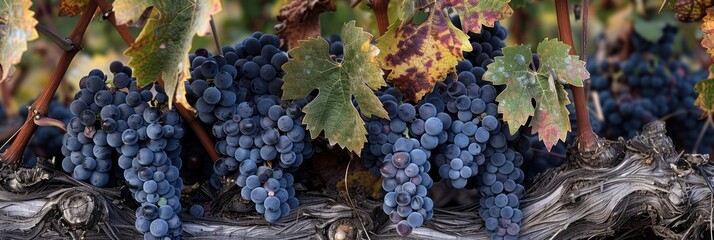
[356,19,525,238]
[667,70,714,154]
[237,166,298,221]
[61,61,185,239]
[380,137,434,236]
[589,25,714,154]
[184,32,312,223]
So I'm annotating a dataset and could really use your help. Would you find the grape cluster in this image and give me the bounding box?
[184,32,311,223]
[19,99,72,167]
[237,166,297,221]
[355,20,525,238]
[61,62,185,239]
[668,70,714,154]
[590,25,714,155]
[380,137,434,236]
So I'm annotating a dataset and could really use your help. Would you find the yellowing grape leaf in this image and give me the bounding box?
[441,0,513,34]
[58,0,89,16]
[694,78,714,113]
[483,39,589,151]
[282,21,387,154]
[113,0,221,108]
[377,3,472,101]
[702,8,714,61]
[0,0,38,82]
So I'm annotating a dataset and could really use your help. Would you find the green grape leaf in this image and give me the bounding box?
[695,77,714,113]
[441,0,513,34]
[0,0,38,82]
[483,39,588,151]
[632,17,666,43]
[59,0,89,16]
[282,21,387,154]
[113,0,221,108]
[377,3,471,101]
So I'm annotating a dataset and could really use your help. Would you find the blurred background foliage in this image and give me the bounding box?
[2,0,707,116]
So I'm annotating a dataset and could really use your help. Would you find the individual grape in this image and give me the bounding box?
[190,205,205,218]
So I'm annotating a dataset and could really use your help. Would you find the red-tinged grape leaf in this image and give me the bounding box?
[694,77,714,113]
[483,39,588,151]
[702,8,714,62]
[0,0,38,82]
[282,21,387,154]
[58,0,89,16]
[113,0,221,108]
[377,5,472,101]
[33,117,66,133]
[275,0,336,50]
[441,0,513,34]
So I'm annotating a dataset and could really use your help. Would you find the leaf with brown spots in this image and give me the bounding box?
[282,21,387,154]
[483,39,588,151]
[58,0,89,16]
[441,0,513,34]
[275,0,336,50]
[377,2,472,101]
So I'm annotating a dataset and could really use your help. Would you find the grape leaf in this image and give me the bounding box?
[59,0,89,16]
[702,8,714,62]
[694,78,714,113]
[113,0,221,108]
[377,3,472,101]
[0,0,38,82]
[275,0,336,50]
[282,21,387,154]
[632,16,668,43]
[441,0,513,34]
[483,39,588,151]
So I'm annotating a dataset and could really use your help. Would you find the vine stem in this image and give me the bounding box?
[1,1,99,164]
[94,0,220,162]
[554,0,598,152]
[370,0,389,36]
[210,15,223,56]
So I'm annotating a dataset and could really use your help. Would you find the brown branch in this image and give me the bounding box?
[370,0,389,36]
[1,1,99,164]
[555,0,598,152]
[94,0,220,162]
[581,0,591,97]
